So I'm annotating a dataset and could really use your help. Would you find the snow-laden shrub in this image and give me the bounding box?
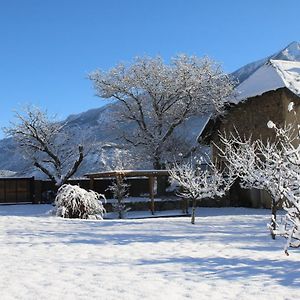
[54,184,106,219]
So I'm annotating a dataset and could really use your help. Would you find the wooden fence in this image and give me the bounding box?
[0,177,35,204]
[34,178,152,203]
[0,176,269,209]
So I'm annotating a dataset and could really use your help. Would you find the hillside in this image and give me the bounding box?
[0,101,209,178]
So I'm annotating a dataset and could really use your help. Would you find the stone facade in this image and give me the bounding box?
[203,87,300,208]
[211,87,300,159]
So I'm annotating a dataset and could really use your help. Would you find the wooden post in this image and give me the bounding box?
[182,197,189,214]
[149,175,155,215]
[116,174,123,219]
[33,180,42,204]
[89,177,95,190]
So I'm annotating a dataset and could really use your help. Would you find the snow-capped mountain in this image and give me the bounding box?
[1,41,300,178]
[232,41,300,84]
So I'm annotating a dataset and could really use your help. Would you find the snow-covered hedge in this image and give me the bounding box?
[54,184,106,219]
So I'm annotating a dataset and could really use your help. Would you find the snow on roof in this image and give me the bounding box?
[233,60,300,103]
[196,114,212,141]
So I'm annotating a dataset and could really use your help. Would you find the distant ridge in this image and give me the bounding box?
[232,41,300,84]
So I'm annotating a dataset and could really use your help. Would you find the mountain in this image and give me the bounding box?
[0,101,208,178]
[232,41,300,84]
[0,102,135,178]
[1,41,300,178]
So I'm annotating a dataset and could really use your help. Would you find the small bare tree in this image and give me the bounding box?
[107,174,130,219]
[265,118,300,254]
[169,159,233,224]
[219,104,300,251]
[219,132,288,238]
[103,150,131,219]
[4,106,84,187]
[89,55,234,169]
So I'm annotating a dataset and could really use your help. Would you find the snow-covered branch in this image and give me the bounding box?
[4,106,85,187]
[219,102,300,253]
[89,55,235,169]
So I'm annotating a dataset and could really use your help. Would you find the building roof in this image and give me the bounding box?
[85,170,170,178]
[233,59,300,103]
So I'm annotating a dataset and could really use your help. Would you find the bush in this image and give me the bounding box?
[54,184,106,219]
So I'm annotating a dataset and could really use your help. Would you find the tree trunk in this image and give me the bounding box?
[153,159,162,170]
[153,158,168,196]
[270,199,277,240]
[191,198,196,224]
[116,176,123,219]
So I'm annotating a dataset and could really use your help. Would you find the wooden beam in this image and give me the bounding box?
[85,170,169,179]
[89,177,95,190]
[149,175,155,215]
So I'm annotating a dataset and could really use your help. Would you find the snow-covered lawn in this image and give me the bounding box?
[1,205,300,300]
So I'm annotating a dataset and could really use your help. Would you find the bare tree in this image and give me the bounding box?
[169,159,233,224]
[89,55,234,169]
[219,105,300,251]
[219,132,288,238]
[106,175,130,219]
[4,106,84,187]
[265,118,300,254]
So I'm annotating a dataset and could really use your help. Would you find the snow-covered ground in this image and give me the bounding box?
[1,205,300,300]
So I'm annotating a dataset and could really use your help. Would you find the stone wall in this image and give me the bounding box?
[210,87,300,207]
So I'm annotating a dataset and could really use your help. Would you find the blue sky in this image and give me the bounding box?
[0,0,299,137]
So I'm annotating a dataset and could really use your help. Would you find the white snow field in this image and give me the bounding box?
[1,205,300,300]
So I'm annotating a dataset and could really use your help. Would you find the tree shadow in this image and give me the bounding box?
[137,256,300,287]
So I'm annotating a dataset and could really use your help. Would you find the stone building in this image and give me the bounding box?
[199,59,300,207]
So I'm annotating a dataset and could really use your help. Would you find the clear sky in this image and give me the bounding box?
[0,0,299,138]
